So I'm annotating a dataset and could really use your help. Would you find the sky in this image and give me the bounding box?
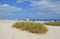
[0,0,60,19]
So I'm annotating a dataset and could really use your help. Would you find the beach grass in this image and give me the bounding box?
[44,22,60,26]
[12,22,48,34]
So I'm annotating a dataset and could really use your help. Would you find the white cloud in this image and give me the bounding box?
[16,0,60,13]
[30,0,60,13]
[16,0,28,3]
[16,0,24,3]
[0,4,22,13]
[16,0,39,3]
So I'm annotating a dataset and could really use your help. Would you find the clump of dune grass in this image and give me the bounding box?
[44,22,60,26]
[12,22,48,34]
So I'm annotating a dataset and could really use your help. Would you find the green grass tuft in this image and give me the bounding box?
[12,22,48,34]
[44,22,60,26]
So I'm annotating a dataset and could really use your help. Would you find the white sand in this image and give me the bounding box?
[0,20,60,39]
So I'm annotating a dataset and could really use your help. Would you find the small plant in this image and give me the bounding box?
[44,22,60,26]
[13,22,48,34]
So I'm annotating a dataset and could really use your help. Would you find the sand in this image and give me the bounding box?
[0,20,60,39]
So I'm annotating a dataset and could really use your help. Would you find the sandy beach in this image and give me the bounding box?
[0,20,60,39]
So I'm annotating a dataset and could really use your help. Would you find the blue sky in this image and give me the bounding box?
[0,0,60,19]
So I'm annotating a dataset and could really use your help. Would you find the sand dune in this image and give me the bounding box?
[0,20,60,39]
